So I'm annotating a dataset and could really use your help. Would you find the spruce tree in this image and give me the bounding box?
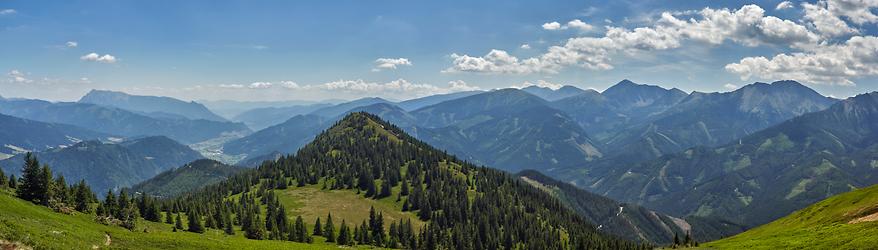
[188,210,205,233]
[246,214,266,240]
[165,211,174,224]
[313,217,322,236]
[337,219,350,245]
[324,213,335,242]
[0,167,6,187]
[8,174,15,189]
[293,215,306,242]
[38,164,54,206]
[175,213,184,230]
[16,152,40,202]
[73,180,92,213]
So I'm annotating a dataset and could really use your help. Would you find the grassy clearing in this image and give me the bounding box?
[276,180,425,231]
[703,184,878,249]
[0,188,374,249]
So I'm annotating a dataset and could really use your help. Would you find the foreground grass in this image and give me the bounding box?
[703,184,878,249]
[0,188,366,249]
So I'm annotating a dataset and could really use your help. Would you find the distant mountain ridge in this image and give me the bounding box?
[0,136,203,193]
[0,98,250,144]
[559,91,878,227]
[522,85,590,101]
[79,89,228,122]
[0,113,109,157]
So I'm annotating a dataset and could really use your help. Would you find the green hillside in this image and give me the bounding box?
[132,159,244,198]
[704,184,878,249]
[0,188,344,250]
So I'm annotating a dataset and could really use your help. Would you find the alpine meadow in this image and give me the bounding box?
[3,1,878,249]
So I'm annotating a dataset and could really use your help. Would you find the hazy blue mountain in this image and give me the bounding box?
[602,79,688,118]
[222,114,329,158]
[231,103,333,130]
[198,99,341,119]
[0,98,251,144]
[517,170,745,244]
[412,89,602,171]
[131,159,243,198]
[345,103,418,129]
[559,92,878,228]
[522,85,589,101]
[602,80,836,162]
[549,89,626,138]
[308,97,391,117]
[0,136,202,193]
[396,90,483,111]
[0,113,110,157]
[79,89,228,122]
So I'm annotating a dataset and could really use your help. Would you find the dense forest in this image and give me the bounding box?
[166,112,650,249]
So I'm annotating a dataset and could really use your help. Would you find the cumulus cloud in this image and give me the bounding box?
[447,4,819,74]
[0,9,15,15]
[209,78,480,100]
[542,22,562,30]
[514,80,564,90]
[776,1,795,10]
[66,41,78,48]
[566,19,593,31]
[248,82,272,89]
[80,53,117,63]
[724,83,739,90]
[372,58,412,72]
[543,19,593,31]
[725,35,878,85]
[520,44,531,49]
[803,1,859,37]
[7,70,33,83]
[824,0,878,24]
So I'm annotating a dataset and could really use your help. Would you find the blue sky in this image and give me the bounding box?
[2,0,878,101]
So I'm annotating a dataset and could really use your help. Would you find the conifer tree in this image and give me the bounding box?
[324,213,335,242]
[0,167,6,187]
[175,213,184,230]
[313,217,322,236]
[293,215,307,242]
[8,174,15,189]
[165,211,174,224]
[73,180,92,213]
[16,152,41,202]
[188,210,204,233]
[337,219,350,246]
[38,164,54,206]
[247,213,266,239]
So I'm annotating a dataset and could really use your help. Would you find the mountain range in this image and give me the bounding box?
[0,97,250,144]
[0,113,108,158]
[557,91,878,227]
[79,89,228,122]
[0,136,203,193]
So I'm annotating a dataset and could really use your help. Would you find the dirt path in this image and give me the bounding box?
[849,210,878,224]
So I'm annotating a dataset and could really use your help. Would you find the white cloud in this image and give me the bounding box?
[776,1,795,10]
[66,41,78,48]
[218,84,245,89]
[726,35,878,86]
[447,80,481,92]
[0,9,15,15]
[80,53,117,63]
[279,81,299,89]
[825,0,878,24]
[372,58,412,72]
[7,70,33,83]
[723,83,739,90]
[567,19,593,31]
[543,19,593,32]
[449,4,819,74]
[542,21,562,30]
[514,80,564,90]
[248,82,272,89]
[803,1,859,37]
[520,44,531,49]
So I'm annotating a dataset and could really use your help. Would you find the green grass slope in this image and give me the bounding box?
[0,188,350,250]
[704,184,878,249]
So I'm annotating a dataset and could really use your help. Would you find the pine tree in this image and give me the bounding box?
[293,215,307,242]
[400,178,409,196]
[175,213,184,230]
[38,164,54,206]
[313,217,322,236]
[378,180,391,199]
[16,152,41,202]
[673,233,680,248]
[0,167,7,187]
[54,175,70,205]
[187,210,204,233]
[165,211,174,224]
[246,213,266,240]
[388,221,399,248]
[337,219,350,246]
[418,198,432,221]
[324,213,335,242]
[73,180,92,213]
[8,174,15,189]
